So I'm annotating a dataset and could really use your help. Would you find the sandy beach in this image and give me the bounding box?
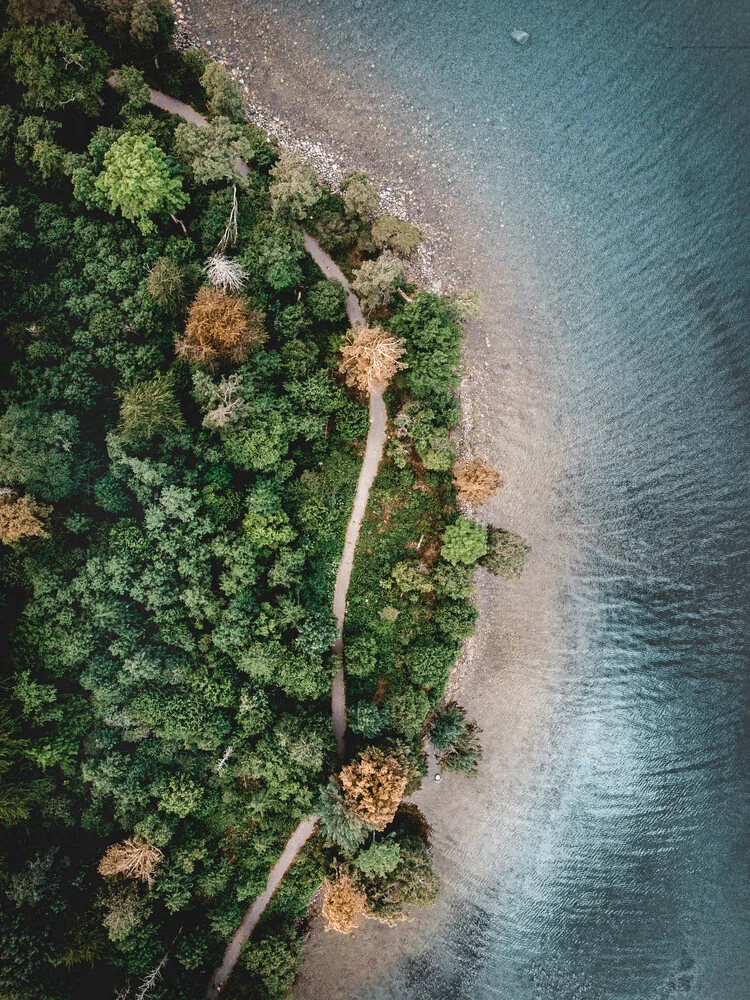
[169,2,574,994]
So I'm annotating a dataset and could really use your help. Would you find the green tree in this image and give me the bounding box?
[316,779,369,852]
[146,257,184,311]
[118,372,184,444]
[351,251,405,315]
[270,152,322,220]
[307,279,348,325]
[111,64,150,118]
[0,24,108,114]
[430,702,483,775]
[402,637,457,690]
[440,517,488,565]
[390,292,463,402]
[173,117,257,186]
[7,0,81,27]
[0,404,79,502]
[353,837,401,878]
[340,170,379,219]
[348,701,388,738]
[200,61,245,123]
[94,133,189,235]
[371,215,421,257]
[361,829,439,923]
[479,526,529,579]
[14,115,65,182]
[105,0,175,49]
[384,687,431,740]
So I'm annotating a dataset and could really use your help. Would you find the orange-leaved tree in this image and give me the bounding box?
[98,836,163,886]
[339,747,409,831]
[452,458,502,506]
[338,324,406,393]
[176,287,265,366]
[0,490,50,545]
[321,874,367,934]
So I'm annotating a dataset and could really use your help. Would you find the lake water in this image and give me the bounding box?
[203,0,750,996]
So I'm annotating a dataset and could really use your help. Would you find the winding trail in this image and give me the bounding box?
[205,816,318,1000]
[114,80,388,997]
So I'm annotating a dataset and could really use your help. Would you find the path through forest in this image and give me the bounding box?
[120,82,388,998]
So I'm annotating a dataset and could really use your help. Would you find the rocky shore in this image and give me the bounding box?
[168,0,446,291]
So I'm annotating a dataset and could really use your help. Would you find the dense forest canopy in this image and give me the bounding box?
[0,2,525,997]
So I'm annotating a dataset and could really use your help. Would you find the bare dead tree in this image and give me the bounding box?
[202,373,248,429]
[338,325,407,392]
[217,184,239,252]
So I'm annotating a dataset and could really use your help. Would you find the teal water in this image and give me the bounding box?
[247,1,750,997]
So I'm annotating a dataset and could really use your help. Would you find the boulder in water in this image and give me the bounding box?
[511,29,530,44]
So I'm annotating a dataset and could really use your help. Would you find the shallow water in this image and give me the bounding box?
[199,0,750,995]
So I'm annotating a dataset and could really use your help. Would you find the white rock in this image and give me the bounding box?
[511,29,530,44]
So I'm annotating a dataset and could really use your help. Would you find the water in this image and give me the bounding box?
[209,0,750,995]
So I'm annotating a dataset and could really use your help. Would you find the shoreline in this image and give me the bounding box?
[166,4,572,996]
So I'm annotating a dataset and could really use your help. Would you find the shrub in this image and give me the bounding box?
[339,747,409,831]
[440,517,488,565]
[452,458,502,505]
[338,325,406,392]
[0,491,50,545]
[177,287,266,365]
[479,527,529,579]
[371,215,421,257]
[321,874,366,934]
[443,287,481,321]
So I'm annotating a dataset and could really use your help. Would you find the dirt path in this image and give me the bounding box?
[205,816,318,1000]
[302,233,364,327]
[112,81,386,995]
[330,388,386,755]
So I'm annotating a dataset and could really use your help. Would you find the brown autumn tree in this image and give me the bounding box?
[338,325,406,393]
[321,874,367,934]
[177,287,265,366]
[0,490,50,546]
[339,747,409,831]
[98,836,163,886]
[452,458,502,506]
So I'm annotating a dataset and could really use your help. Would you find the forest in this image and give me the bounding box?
[0,1,526,997]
